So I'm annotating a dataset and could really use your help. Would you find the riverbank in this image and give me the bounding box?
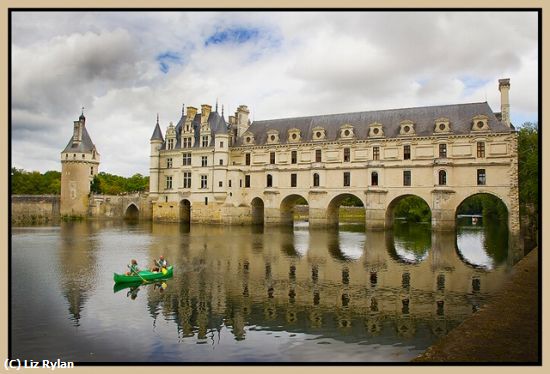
[412,247,539,363]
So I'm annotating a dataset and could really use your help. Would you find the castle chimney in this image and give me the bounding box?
[201,104,212,125]
[498,78,511,127]
[186,106,197,122]
[236,105,250,137]
[72,120,82,144]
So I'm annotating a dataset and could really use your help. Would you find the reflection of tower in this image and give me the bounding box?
[60,112,100,216]
[58,222,98,325]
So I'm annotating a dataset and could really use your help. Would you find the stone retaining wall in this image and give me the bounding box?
[11,195,60,224]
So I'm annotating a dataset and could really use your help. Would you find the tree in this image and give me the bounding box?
[517,122,538,207]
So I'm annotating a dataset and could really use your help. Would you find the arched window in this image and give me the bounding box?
[371,171,378,186]
[313,173,320,187]
[438,170,447,186]
[266,174,273,187]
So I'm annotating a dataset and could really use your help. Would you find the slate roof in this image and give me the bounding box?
[161,110,228,149]
[62,121,97,153]
[150,121,164,141]
[236,102,512,146]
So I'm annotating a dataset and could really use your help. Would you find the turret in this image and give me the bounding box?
[149,114,164,195]
[60,111,100,216]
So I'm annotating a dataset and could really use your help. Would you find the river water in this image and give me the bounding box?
[11,219,511,363]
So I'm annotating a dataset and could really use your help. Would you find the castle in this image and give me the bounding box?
[60,78,520,236]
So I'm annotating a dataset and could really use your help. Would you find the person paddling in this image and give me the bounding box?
[152,255,168,273]
[126,259,140,275]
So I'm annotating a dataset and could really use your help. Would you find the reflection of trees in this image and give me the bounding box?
[58,221,99,326]
[387,222,431,263]
[483,223,509,266]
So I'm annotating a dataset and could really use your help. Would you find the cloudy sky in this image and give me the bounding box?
[11,11,538,176]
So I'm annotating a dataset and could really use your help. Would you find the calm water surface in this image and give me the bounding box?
[11,219,511,362]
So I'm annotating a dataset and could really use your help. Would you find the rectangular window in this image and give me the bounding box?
[270,152,276,164]
[200,175,208,189]
[371,172,378,186]
[182,153,191,166]
[245,175,251,188]
[183,172,192,188]
[316,149,322,163]
[291,150,297,164]
[220,141,224,148]
[240,179,242,188]
[166,158,172,168]
[477,142,485,158]
[183,137,192,148]
[291,173,297,187]
[373,146,380,160]
[245,153,251,166]
[201,156,208,167]
[477,169,486,185]
[343,172,351,187]
[90,167,94,176]
[403,170,411,186]
[344,148,350,162]
[439,144,447,158]
[229,180,232,188]
[205,197,208,206]
[219,159,223,166]
[166,176,172,189]
[167,139,174,150]
[219,181,223,187]
[404,145,411,160]
[202,135,209,147]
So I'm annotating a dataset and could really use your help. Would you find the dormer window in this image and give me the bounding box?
[182,137,192,148]
[165,122,176,149]
[434,117,451,133]
[312,126,326,141]
[288,128,301,143]
[243,131,255,145]
[339,124,355,139]
[471,115,490,131]
[201,135,209,147]
[369,122,384,138]
[267,130,279,144]
[399,120,415,136]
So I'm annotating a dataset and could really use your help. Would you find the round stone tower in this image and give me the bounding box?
[60,112,100,217]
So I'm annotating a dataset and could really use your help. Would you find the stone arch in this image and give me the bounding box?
[455,192,509,224]
[455,192,510,270]
[179,199,191,223]
[124,203,139,220]
[251,197,264,225]
[385,194,432,229]
[326,193,365,227]
[280,194,309,226]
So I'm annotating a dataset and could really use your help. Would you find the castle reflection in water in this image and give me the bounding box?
[58,219,510,344]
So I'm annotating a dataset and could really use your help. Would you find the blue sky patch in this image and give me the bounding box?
[204,27,260,46]
[156,51,183,73]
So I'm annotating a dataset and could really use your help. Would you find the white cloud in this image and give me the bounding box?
[11,11,538,176]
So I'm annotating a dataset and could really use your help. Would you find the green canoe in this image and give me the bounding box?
[113,266,173,283]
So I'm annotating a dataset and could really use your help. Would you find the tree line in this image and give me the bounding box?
[11,168,149,195]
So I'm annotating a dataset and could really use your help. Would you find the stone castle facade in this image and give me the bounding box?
[147,79,520,235]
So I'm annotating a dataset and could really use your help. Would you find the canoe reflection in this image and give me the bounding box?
[113,280,170,299]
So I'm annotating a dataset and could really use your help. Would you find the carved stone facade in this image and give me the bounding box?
[149,79,519,236]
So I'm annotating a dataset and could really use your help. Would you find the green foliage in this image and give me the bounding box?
[11,167,61,194]
[517,122,538,207]
[340,195,364,207]
[393,196,431,222]
[90,172,149,195]
[11,168,149,195]
[457,194,507,220]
